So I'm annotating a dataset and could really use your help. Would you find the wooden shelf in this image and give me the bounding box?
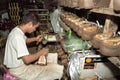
[40,24,47,26]
[38,14,49,16]
[28,8,50,29]
[108,57,120,69]
[40,19,49,21]
[59,0,120,70]
[90,8,120,17]
[28,9,48,11]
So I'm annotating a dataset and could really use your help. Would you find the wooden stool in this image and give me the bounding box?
[0,64,8,76]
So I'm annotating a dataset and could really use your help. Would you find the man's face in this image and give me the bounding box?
[28,23,40,33]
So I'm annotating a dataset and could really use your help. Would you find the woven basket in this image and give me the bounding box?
[70,18,81,29]
[76,22,91,37]
[71,0,79,8]
[113,0,120,12]
[79,0,94,9]
[72,19,84,32]
[81,26,102,40]
[91,32,113,48]
[99,37,120,56]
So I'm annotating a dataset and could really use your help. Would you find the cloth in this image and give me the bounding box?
[3,70,19,80]
[9,63,64,80]
[4,27,29,68]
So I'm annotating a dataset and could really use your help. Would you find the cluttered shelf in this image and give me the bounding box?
[59,11,120,70]
[59,0,120,80]
[28,9,49,11]
[90,8,120,17]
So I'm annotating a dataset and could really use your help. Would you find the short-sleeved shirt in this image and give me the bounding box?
[4,27,29,68]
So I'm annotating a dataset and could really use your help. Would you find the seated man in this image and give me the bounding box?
[4,12,63,80]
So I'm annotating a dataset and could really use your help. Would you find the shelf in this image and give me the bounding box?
[28,9,49,11]
[40,24,47,26]
[38,14,49,16]
[28,8,50,29]
[90,8,120,17]
[40,19,49,21]
[108,57,120,69]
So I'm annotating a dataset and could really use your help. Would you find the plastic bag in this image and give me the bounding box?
[3,70,19,80]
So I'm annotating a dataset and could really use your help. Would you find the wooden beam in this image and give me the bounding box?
[103,0,118,35]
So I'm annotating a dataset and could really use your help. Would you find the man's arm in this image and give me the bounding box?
[26,34,43,43]
[22,48,48,64]
[26,37,37,43]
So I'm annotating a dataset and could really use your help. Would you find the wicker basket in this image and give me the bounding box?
[91,32,113,48]
[71,0,79,8]
[70,18,81,29]
[72,19,84,32]
[113,0,120,13]
[76,22,91,37]
[66,16,78,28]
[79,0,94,9]
[99,37,120,56]
[61,58,68,65]
[81,25,102,40]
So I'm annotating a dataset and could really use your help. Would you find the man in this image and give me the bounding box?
[4,12,63,80]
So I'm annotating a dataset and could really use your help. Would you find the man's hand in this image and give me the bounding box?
[36,34,43,44]
[22,48,49,64]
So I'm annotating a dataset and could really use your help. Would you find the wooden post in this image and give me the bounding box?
[103,0,118,35]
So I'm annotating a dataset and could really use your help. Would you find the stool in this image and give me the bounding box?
[0,64,8,76]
